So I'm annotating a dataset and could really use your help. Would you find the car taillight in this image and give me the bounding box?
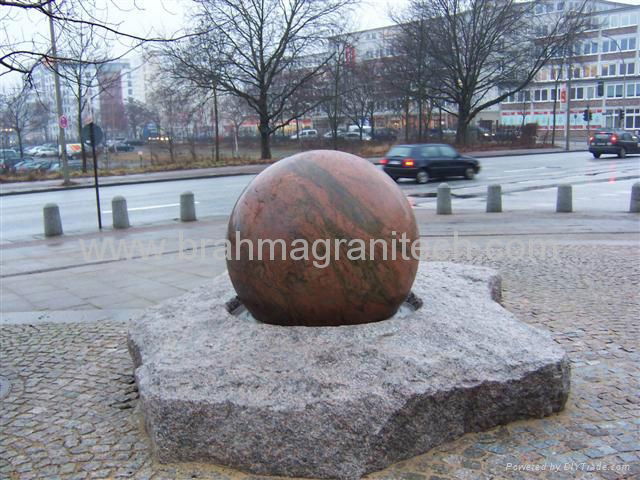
[403,158,415,167]
[380,158,388,165]
[611,135,618,143]
[589,136,595,143]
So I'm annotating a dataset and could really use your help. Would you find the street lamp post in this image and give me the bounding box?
[47,2,70,185]
[600,34,628,130]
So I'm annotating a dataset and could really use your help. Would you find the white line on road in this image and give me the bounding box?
[103,201,200,214]
[503,167,548,173]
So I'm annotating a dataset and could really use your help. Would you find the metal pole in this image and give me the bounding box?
[47,2,70,185]
[565,62,572,152]
[89,122,102,229]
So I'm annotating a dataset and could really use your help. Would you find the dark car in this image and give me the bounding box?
[380,144,480,184]
[589,130,640,158]
[372,128,398,142]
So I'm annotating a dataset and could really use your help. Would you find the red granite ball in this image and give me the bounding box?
[226,150,419,326]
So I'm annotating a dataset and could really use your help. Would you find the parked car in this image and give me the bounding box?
[371,128,398,142]
[0,149,20,173]
[589,130,640,158]
[343,131,372,141]
[34,147,58,157]
[380,144,480,184]
[14,159,51,173]
[290,129,318,140]
[323,130,347,139]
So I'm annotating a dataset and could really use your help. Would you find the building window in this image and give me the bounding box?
[625,108,640,129]
[620,63,635,76]
[626,82,640,98]
[583,41,598,55]
[586,86,595,99]
[606,84,624,98]
[570,87,584,100]
[601,64,616,77]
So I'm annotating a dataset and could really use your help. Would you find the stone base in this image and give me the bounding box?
[128,262,570,480]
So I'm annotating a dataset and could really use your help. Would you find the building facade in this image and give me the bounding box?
[28,57,148,142]
[499,1,640,136]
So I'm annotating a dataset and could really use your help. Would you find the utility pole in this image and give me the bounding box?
[564,63,572,152]
[48,2,70,185]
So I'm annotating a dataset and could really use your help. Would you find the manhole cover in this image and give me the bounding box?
[0,376,11,400]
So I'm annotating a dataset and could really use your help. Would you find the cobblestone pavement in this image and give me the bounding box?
[1,238,639,479]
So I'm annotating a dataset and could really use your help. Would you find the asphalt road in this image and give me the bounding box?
[1,150,639,243]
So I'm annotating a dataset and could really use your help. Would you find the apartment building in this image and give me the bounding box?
[499,1,640,136]
[28,57,147,141]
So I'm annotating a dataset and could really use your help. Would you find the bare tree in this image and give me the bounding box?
[0,0,198,79]
[342,60,379,139]
[0,82,40,156]
[385,18,435,141]
[319,38,353,149]
[124,98,154,140]
[398,0,590,144]
[190,0,358,159]
[220,94,251,157]
[58,23,111,171]
[161,33,224,163]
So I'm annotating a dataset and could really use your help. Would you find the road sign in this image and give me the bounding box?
[560,89,567,103]
[59,115,68,129]
[81,123,104,145]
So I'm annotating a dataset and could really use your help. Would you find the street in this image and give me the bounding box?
[1,150,639,243]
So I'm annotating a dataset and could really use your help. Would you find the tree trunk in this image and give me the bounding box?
[404,99,410,142]
[259,117,271,160]
[455,107,470,145]
[16,128,23,158]
[417,98,423,142]
[213,87,220,163]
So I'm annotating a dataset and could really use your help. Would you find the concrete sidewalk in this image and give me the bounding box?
[1,210,637,315]
[0,145,586,196]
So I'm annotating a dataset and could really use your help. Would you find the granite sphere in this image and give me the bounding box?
[226,150,419,326]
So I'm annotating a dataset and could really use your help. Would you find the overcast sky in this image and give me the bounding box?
[3,0,640,88]
[0,0,403,88]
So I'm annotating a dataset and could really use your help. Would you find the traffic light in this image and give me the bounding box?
[589,111,593,121]
[583,109,589,122]
[619,110,625,121]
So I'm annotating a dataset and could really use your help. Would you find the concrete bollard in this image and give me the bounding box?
[180,191,197,222]
[112,196,130,229]
[486,184,502,213]
[556,184,573,213]
[436,183,452,215]
[630,182,640,213]
[43,203,63,237]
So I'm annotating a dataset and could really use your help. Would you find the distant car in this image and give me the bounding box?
[0,149,20,173]
[343,131,372,141]
[371,128,398,142]
[589,130,640,158]
[34,147,58,157]
[380,143,480,184]
[290,129,318,140]
[323,130,347,139]
[14,159,52,173]
[109,142,134,152]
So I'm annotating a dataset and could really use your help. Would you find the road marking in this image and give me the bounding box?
[103,202,200,214]
[503,167,548,173]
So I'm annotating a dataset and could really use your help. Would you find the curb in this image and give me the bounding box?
[0,169,265,197]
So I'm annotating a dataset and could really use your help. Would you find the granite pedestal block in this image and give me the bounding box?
[128,262,570,479]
